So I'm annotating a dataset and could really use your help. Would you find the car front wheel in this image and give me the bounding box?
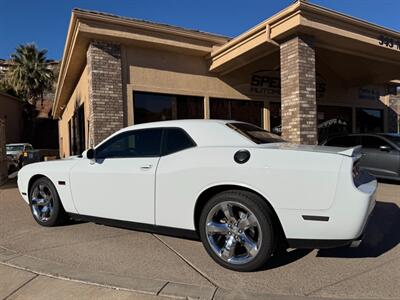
[29,177,67,227]
[199,190,275,271]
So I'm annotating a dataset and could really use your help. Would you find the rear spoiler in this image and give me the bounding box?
[338,145,362,159]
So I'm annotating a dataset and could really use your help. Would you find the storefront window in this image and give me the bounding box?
[69,104,85,155]
[133,92,203,124]
[317,105,352,142]
[269,102,281,135]
[209,98,263,127]
[356,108,383,133]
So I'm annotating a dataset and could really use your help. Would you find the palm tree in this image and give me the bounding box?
[5,44,54,105]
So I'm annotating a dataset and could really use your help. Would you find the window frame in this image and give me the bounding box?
[133,91,204,124]
[355,108,384,133]
[160,127,197,156]
[209,97,264,128]
[94,128,164,159]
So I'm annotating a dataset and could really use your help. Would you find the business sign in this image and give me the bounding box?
[249,70,326,98]
[250,70,281,96]
[358,86,380,100]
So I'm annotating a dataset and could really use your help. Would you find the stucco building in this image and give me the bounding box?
[53,0,400,157]
[0,92,24,143]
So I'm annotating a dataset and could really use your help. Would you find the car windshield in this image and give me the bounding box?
[227,122,286,144]
[6,145,24,152]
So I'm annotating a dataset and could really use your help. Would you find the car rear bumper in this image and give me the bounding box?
[287,190,376,249]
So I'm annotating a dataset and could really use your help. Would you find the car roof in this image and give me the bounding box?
[120,119,233,131]
[376,133,400,138]
[98,119,255,148]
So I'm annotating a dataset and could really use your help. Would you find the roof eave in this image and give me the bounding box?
[53,9,230,119]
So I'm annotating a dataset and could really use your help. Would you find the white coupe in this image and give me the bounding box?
[17,120,376,271]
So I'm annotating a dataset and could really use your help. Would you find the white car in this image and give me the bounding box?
[17,120,376,271]
[6,143,33,172]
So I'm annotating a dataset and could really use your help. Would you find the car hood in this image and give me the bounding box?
[258,143,361,157]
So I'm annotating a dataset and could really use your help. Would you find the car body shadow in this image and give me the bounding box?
[261,248,313,271]
[317,201,400,258]
[378,178,400,185]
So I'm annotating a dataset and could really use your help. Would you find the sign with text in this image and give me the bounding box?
[378,35,400,50]
[249,70,326,98]
[358,86,380,101]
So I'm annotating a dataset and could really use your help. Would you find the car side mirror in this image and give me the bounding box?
[379,145,391,152]
[86,148,96,160]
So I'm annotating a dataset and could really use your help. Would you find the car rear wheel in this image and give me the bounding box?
[29,177,67,227]
[199,190,275,271]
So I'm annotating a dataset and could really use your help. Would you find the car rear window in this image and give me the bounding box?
[227,122,285,144]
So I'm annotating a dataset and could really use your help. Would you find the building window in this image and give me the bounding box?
[356,108,383,133]
[209,98,263,127]
[317,105,352,142]
[68,104,86,156]
[270,102,281,135]
[133,91,203,124]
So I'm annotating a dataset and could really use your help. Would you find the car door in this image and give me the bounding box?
[155,127,197,229]
[360,135,400,178]
[69,128,163,224]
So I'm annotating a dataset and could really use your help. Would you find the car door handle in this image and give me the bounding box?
[140,164,153,170]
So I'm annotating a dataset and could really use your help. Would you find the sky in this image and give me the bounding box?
[1,0,399,61]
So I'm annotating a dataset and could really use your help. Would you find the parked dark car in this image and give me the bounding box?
[322,133,400,181]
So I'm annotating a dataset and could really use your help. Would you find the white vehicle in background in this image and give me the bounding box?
[17,120,376,271]
[6,143,33,173]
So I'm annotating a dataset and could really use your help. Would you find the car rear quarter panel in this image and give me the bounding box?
[155,146,343,231]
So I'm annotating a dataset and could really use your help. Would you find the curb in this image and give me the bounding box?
[0,247,215,299]
[0,247,381,300]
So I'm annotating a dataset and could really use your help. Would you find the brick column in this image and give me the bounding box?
[280,35,317,144]
[388,94,400,133]
[87,40,124,147]
[0,118,7,185]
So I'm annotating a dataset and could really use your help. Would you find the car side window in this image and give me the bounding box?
[95,128,162,159]
[361,136,390,149]
[326,136,360,147]
[163,128,196,155]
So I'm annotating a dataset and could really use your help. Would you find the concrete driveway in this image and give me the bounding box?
[0,179,399,300]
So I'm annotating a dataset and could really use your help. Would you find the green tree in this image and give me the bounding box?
[4,44,54,105]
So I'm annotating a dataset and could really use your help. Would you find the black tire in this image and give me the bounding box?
[29,177,67,227]
[199,190,275,271]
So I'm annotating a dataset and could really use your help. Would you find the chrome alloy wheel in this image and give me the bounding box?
[31,183,54,222]
[205,201,262,265]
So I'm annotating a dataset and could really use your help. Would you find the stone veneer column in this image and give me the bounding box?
[87,40,124,147]
[0,118,7,185]
[280,35,317,144]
